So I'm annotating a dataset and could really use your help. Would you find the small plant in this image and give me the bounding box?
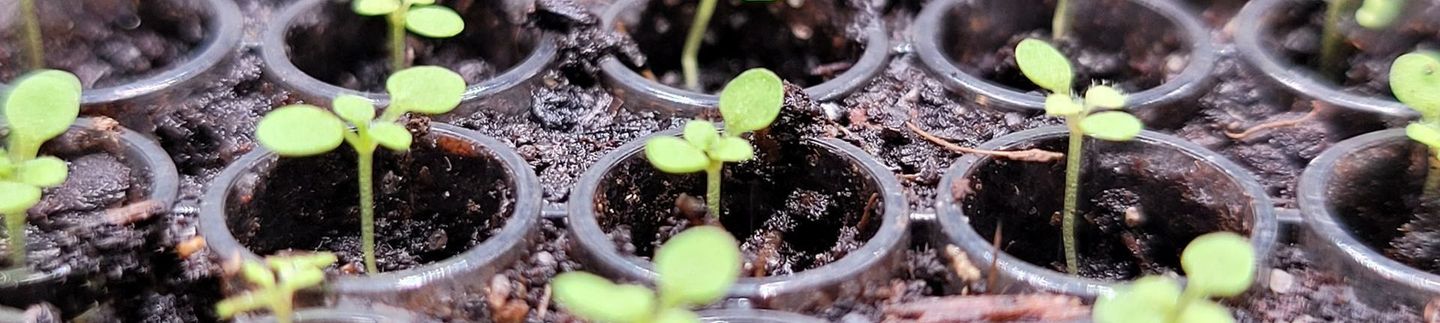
[351,0,466,73]
[19,0,43,69]
[553,226,741,323]
[216,252,338,323]
[644,68,784,219]
[1093,232,1256,323]
[1051,0,1073,39]
[255,66,465,274]
[0,70,81,268]
[1321,0,1405,77]
[1391,51,1440,201]
[1014,38,1144,275]
[678,0,778,90]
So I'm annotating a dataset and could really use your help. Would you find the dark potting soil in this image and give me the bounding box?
[958,136,1254,281]
[0,0,205,89]
[284,0,543,93]
[1266,0,1440,99]
[1234,244,1425,322]
[226,130,515,274]
[617,0,874,93]
[1321,139,1440,274]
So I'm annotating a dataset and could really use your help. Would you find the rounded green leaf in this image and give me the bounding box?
[352,0,400,15]
[256,105,346,157]
[411,0,436,4]
[1391,51,1440,120]
[333,95,376,125]
[655,308,701,323]
[707,137,754,162]
[552,272,656,323]
[1176,299,1235,323]
[1015,38,1074,95]
[1356,0,1404,29]
[1093,276,1180,323]
[4,69,81,145]
[16,156,67,188]
[387,66,467,115]
[645,136,710,174]
[1407,123,1440,149]
[0,154,13,178]
[405,6,465,38]
[1084,85,1127,109]
[719,68,785,134]
[367,122,413,151]
[1045,93,1082,116]
[1080,111,1143,141]
[0,181,41,214]
[1181,232,1255,297]
[656,226,741,307]
[683,120,719,151]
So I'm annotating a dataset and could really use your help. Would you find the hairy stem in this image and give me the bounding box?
[4,212,23,268]
[1052,0,1071,40]
[682,0,718,91]
[705,160,722,220]
[357,149,378,274]
[1061,119,1084,275]
[388,4,409,73]
[1320,0,1355,79]
[20,0,43,70]
[1424,152,1440,203]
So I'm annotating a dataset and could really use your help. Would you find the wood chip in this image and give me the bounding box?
[883,294,1089,322]
[104,199,163,225]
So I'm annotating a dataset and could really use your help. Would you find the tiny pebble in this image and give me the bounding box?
[1269,269,1294,294]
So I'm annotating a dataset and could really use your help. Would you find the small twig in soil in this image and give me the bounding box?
[906,122,1063,162]
[989,221,1002,292]
[809,61,854,77]
[944,245,981,287]
[858,193,879,233]
[538,284,552,321]
[103,200,164,225]
[1224,107,1320,140]
[883,294,1089,322]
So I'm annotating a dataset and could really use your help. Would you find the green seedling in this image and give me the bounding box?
[1093,232,1255,323]
[644,68,783,219]
[1321,0,1405,78]
[216,252,338,323]
[678,0,777,90]
[1391,51,1440,202]
[1052,0,1072,39]
[1015,38,1144,275]
[1357,0,1405,28]
[553,226,740,323]
[351,0,465,73]
[0,70,80,268]
[255,66,465,274]
[19,0,43,69]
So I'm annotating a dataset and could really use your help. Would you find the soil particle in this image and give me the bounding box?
[0,0,205,88]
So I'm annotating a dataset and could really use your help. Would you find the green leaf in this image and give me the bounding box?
[1092,276,1180,323]
[1045,93,1082,116]
[1080,111,1143,141]
[1181,232,1255,297]
[215,292,270,319]
[645,136,710,174]
[683,120,719,151]
[719,68,785,134]
[367,122,413,151]
[1015,38,1074,95]
[1407,123,1440,149]
[656,226,741,307]
[15,156,67,187]
[333,95,376,125]
[0,154,12,178]
[1176,299,1235,323]
[708,137,754,162]
[0,181,41,215]
[1391,51,1440,120]
[1084,85,1127,109]
[387,66,467,116]
[351,0,400,15]
[1356,0,1404,29]
[3,69,81,146]
[655,308,701,323]
[411,0,436,4]
[256,105,346,157]
[552,272,656,323]
[240,261,276,288]
[405,6,465,38]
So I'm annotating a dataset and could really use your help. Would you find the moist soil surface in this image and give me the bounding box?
[0,0,204,89]
[1267,0,1440,99]
[1322,140,1440,274]
[43,0,1430,321]
[228,130,514,274]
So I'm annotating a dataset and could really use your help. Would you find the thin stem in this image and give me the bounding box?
[274,291,294,323]
[682,0,718,91]
[357,149,378,274]
[1052,0,1071,40]
[705,160,722,220]
[1061,118,1084,275]
[4,212,23,268]
[388,3,410,73]
[1424,152,1440,203]
[1167,288,1206,323]
[1320,0,1355,79]
[20,0,43,70]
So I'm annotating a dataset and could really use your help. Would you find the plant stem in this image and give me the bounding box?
[1061,119,1084,275]
[357,149,378,274]
[20,0,43,70]
[4,212,23,268]
[1052,0,1071,40]
[1424,152,1440,203]
[1167,288,1205,323]
[682,0,718,91]
[705,160,722,220]
[274,292,294,323]
[1320,0,1354,79]
[388,3,409,73]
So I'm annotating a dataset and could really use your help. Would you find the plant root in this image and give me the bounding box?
[906,122,1063,162]
[1224,105,1320,140]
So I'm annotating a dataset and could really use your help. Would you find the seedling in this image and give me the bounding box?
[644,68,783,219]
[1321,0,1405,77]
[351,0,466,72]
[1391,51,1440,202]
[1014,38,1144,275]
[216,252,338,323]
[255,66,465,274]
[19,0,42,69]
[0,70,80,268]
[553,226,740,323]
[1093,232,1256,323]
[1052,0,1072,39]
[678,0,777,90]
